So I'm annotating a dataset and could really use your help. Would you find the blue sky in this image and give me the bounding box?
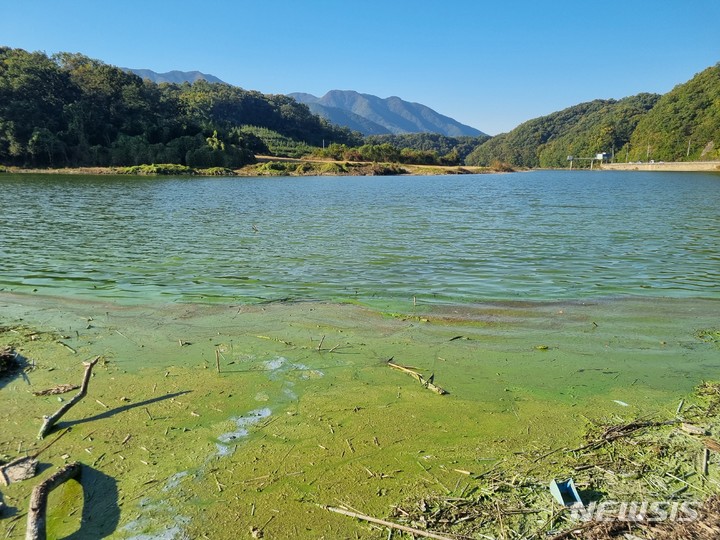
[3,0,719,135]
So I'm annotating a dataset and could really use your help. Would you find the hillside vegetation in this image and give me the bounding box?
[2,46,718,172]
[622,63,720,162]
[0,47,359,168]
[365,133,490,163]
[466,63,720,168]
[466,94,660,168]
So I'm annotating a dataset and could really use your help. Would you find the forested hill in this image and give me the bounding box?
[3,46,718,171]
[465,94,661,168]
[289,90,485,137]
[622,63,720,162]
[0,47,359,168]
[465,62,720,168]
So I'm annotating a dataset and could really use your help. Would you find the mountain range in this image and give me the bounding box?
[88,63,720,167]
[289,90,485,137]
[124,68,225,85]
[123,68,485,137]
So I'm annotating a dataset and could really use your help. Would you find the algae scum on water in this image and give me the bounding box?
[1,293,720,538]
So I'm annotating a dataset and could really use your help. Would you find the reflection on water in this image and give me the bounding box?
[1,171,719,307]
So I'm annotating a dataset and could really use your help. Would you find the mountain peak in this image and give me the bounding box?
[289,90,485,137]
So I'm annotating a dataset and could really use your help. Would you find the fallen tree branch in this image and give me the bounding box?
[33,384,80,397]
[37,357,99,439]
[26,462,81,540]
[387,358,448,395]
[325,506,454,540]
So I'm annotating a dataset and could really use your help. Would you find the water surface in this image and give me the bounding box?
[2,171,718,307]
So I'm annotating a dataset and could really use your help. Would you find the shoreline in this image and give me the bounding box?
[6,159,720,176]
[0,159,500,177]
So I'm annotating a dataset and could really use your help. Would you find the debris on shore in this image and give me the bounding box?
[386,381,720,539]
[387,358,448,395]
[0,345,19,376]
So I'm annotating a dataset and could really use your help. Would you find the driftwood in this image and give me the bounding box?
[387,358,448,395]
[705,438,720,453]
[37,357,99,439]
[0,456,39,486]
[0,429,69,486]
[325,506,454,540]
[32,384,80,397]
[25,462,81,540]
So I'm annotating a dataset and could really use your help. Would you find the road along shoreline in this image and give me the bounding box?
[601,161,720,172]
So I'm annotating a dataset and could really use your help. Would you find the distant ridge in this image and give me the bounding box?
[124,68,225,85]
[289,90,485,137]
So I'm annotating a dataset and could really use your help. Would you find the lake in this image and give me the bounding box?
[1,170,719,539]
[2,170,718,307]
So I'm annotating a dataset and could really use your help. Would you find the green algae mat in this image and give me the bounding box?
[1,293,719,538]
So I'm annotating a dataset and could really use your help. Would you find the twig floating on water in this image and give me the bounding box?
[387,358,448,395]
[56,341,77,354]
[115,329,142,347]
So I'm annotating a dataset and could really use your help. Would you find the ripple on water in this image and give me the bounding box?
[1,172,718,305]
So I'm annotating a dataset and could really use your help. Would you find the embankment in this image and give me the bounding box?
[602,161,720,172]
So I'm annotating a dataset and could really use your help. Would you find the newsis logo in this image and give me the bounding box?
[570,501,701,523]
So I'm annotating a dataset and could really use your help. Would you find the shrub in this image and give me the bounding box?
[490,160,515,172]
[116,163,194,175]
[319,162,347,174]
[196,167,235,176]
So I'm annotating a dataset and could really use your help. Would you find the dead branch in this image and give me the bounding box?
[572,419,679,452]
[387,358,448,395]
[32,384,80,397]
[25,462,81,540]
[37,357,99,439]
